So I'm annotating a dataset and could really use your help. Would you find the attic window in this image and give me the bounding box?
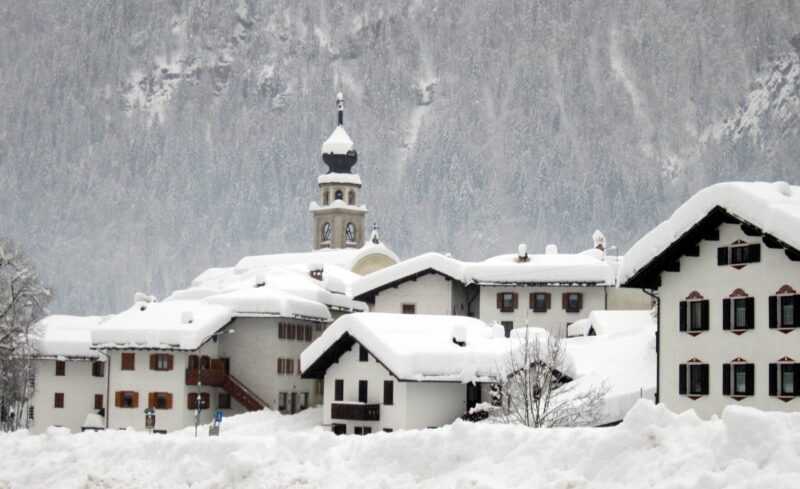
[718,243,760,267]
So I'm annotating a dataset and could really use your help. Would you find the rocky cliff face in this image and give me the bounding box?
[1,1,799,314]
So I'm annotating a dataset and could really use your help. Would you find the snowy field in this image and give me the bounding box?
[2,401,800,489]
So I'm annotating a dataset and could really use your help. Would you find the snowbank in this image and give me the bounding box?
[3,400,800,488]
[620,181,800,284]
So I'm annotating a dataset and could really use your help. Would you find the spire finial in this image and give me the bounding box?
[370,222,381,244]
[337,92,344,126]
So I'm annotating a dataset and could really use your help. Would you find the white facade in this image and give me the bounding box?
[321,343,469,433]
[658,222,800,418]
[218,316,324,413]
[370,273,470,316]
[29,358,106,434]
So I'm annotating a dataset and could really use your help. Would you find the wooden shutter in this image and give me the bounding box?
[54,393,64,408]
[769,296,778,328]
[496,293,503,310]
[335,379,343,401]
[188,355,199,369]
[166,355,173,371]
[722,299,731,330]
[722,364,731,396]
[149,354,157,370]
[698,364,709,395]
[679,302,687,332]
[277,358,284,374]
[358,380,368,403]
[148,392,155,409]
[717,247,729,265]
[678,364,687,395]
[794,364,800,397]
[576,293,583,312]
[511,293,518,310]
[201,393,210,407]
[55,361,65,376]
[383,380,394,406]
[745,297,755,329]
[121,353,135,370]
[795,296,800,327]
[166,393,173,410]
[94,394,103,410]
[769,364,777,396]
[748,244,761,263]
[744,364,755,396]
[132,392,139,408]
[700,301,710,330]
[562,293,568,310]
[544,293,551,310]
[115,391,123,407]
[188,393,197,410]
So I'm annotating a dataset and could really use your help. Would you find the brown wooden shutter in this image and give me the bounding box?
[511,293,518,310]
[115,391,122,407]
[166,393,173,410]
[166,355,174,371]
[562,293,568,310]
[576,293,583,312]
[148,393,155,409]
[544,293,551,310]
[94,394,103,410]
[188,355,198,369]
[132,392,139,408]
[496,293,502,309]
[187,393,197,409]
[54,393,64,408]
[150,354,157,370]
[277,358,283,374]
[201,393,210,407]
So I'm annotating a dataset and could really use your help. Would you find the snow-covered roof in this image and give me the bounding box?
[301,313,515,383]
[91,300,233,351]
[321,126,355,155]
[620,181,800,287]
[352,250,614,299]
[317,173,362,186]
[33,315,108,359]
[562,310,656,425]
[233,244,397,275]
[203,287,331,321]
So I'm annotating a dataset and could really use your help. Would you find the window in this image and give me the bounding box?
[722,363,754,397]
[55,361,65,376]
[723,297,754,331]
[150,354,173,371]
[321,222,332,242]
[278,392,287,412]
[54,393,64,408]
[678,363,709,396]
[383,380,394,406]
[402,304,416,314]
[770,295,799,329]
[305,325,313,342]
[770,363,800,397]
[116,391,138,408]
[354,426,372,435]
[359,345,369,362]
[530,293,550,313]
[121,353,135,371]
[679,300,709,332]
[563,293,583,313]
[497,292,518,313]
[335,190,344,201]
[383,428,393,433]
[94,394,104,410]
[188,355,199,370]
[149,392,173,410]
[218,393,231,409]
[27,406,33,421]
[345,223,356,243]
[334,380,344,401]
[358,380,368,403]
[500,321,514,338]
[91,361,105,377]
[718,244,761,266]
[277,358,294,375]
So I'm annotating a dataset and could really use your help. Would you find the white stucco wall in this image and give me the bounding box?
[404,382,466,429]
[659,222,800,418]
[478,286,607,337]
[370,273,454,315]
[30,358,106,434]
[219,316,324,412]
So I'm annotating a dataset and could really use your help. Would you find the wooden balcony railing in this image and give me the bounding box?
[331,402,380,421]
[185,368,226,387]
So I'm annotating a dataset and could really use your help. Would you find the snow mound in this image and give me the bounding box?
[4,400,800,488]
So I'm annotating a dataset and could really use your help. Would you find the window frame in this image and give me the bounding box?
[497,292,517,313]
[563,292,583,314]
[401,303,416,314]
[54,392,64,408]
[91,361,105,377]
[334,379,344,401]
[530,292,550,313]
[55,360,65,376]
[120,353,135,371]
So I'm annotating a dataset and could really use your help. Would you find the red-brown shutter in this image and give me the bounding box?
[187,393,197,409]
[511,293,518,310]
[121,353,135,370]
[544,293,551,309]
[166,354,174,371]
[149,354,157,370]
[54,393,64,408]
[496,293,503,309]
[188,355,199,369]
[277,358,283,374]
[115,391,123,407]
[148,392,155,409]
[576,293,583,312]
[131,392,139,408]
[166,393,173,410]
[562,293,568,310]
[201,393,210,407]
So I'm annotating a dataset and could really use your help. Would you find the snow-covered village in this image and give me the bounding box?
[2,3,800,488]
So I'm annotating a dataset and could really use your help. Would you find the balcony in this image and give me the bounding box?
[331,402,380,421]
[185,368,226,387]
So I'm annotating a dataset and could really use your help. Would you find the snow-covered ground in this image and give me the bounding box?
[3,401,800,488]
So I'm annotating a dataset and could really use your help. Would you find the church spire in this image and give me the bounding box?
[321,92,357,174]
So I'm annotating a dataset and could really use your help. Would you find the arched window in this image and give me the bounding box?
[334,190,344,201]
[321,222,332,242]
[345,223,356,243]
[348,190,356,205]
[322,191,329,206]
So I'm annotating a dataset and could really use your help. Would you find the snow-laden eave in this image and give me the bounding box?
[229,311,330,323]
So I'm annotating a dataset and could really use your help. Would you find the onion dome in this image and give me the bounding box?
[321,92,358,173]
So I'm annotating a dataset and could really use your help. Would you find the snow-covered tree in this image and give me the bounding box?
[0,240,51,431]
[495,329,607,428]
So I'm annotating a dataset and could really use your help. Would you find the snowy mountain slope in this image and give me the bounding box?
[2,401,800,488]
[1,1,800,314]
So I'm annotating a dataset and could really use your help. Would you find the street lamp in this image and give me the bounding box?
[194,380,204,438]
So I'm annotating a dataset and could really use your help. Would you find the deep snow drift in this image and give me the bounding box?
[2,401,800,489]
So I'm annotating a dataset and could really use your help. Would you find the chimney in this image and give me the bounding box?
[517,243,529,262]
[309,263,324,281]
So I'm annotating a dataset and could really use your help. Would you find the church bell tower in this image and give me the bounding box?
[311,93,367,250]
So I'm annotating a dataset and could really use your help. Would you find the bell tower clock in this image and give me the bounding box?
[311,93,367,250]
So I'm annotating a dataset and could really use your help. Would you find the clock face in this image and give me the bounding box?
[322,222,332,241]
[345,223,356,242]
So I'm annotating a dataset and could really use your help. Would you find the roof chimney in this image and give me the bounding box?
[517,243,529,262]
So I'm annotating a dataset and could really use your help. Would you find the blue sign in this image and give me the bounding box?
[214,410,224,423]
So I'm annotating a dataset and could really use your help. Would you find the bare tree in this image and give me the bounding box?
[0,239,51,431]
[493,328,608,428]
